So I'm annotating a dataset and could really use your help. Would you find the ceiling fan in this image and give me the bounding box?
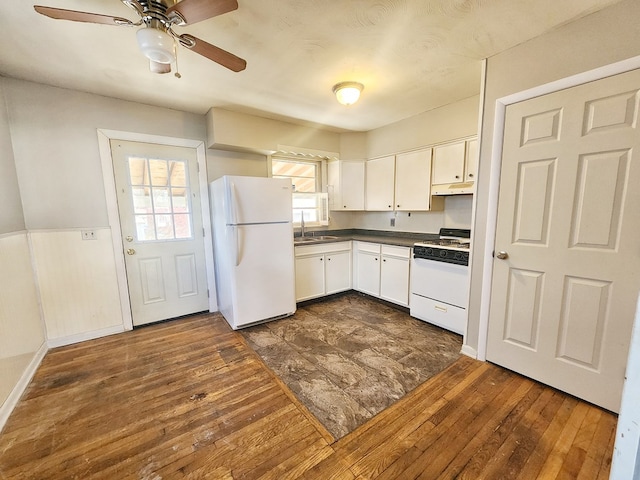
[33,0,246,74]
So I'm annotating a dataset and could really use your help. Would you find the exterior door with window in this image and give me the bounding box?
[111,140,209,326]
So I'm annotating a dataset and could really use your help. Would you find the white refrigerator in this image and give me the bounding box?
[210,175,296,330]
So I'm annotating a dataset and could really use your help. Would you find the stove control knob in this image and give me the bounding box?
[439,250,447,258]
[426,248,433,255]
[454,252,462,260]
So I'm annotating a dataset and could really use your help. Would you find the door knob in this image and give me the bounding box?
[125,235,134,242]
[496,251,509,260]
[126,248,136,255]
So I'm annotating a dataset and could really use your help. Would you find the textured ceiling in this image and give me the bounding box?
[0,0,623,132]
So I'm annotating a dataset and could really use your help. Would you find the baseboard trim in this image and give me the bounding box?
[0,342,48,433]
[47,325,125,348]
[460,344,478,359]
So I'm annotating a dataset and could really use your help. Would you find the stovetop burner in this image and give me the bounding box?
[419,239,470,249]
[413,228,471,265]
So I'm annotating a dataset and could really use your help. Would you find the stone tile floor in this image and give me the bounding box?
[241,292,462,439]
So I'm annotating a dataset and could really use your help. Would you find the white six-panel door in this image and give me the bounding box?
[487,69,640,412]
[111,140,209,326]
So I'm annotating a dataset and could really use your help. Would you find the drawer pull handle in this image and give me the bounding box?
[435,305,447,313]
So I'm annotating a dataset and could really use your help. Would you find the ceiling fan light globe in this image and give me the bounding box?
[136,27,175,64]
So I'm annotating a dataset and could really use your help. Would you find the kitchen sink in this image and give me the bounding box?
[294,235,340,243]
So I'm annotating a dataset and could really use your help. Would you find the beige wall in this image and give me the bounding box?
[4,78,206,230]
[206,108,341,154]
[0,81,24,234]
[0,82,45,419]
[206,149,269,181]
[468,0,640,352]
[366,95,480,159]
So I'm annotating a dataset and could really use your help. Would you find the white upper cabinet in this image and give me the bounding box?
[432,141,466,185]
[432,137,478,195]
[465,138,478,182]
[328,160,365,211]
[365,155,395,211]
[394,148,433,211]
[366,149,442,211]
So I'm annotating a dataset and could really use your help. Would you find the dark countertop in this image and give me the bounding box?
[294,229,440,248]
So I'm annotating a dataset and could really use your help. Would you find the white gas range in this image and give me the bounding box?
[410,228,470,335]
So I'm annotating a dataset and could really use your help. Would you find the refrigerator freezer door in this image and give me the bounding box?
[230,222,296,328]
[224,176,293,225]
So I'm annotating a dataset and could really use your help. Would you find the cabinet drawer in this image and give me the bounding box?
[381,244,410,258]
[295,241,351,256]
[355,241,381,254]
[409,294,466,335]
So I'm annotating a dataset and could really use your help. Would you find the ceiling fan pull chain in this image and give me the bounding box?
[174,38,182,79]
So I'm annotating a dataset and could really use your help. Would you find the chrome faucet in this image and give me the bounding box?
[300,214,305,237]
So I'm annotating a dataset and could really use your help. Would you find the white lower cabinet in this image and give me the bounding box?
[356,248,381,297]
[295,242,352,302]
[380,245,410,306]
[354,241,410,307]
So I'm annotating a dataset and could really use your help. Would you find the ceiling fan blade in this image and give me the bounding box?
[181,34,246,72]
[167,0,238,25]
[34,5,134,26]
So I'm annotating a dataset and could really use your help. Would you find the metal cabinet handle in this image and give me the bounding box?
[496,251,509,260]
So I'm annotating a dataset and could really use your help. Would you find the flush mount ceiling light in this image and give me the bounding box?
[333,81,364,106]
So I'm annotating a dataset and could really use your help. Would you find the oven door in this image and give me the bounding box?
[410,257,469,335]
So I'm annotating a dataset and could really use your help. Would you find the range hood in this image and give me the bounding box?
[432,181,474,196]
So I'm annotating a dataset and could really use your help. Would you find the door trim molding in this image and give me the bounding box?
[97,129,216,331]
[477,54,640,361]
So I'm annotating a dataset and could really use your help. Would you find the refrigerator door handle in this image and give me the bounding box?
[229,180,239,226]
[233,225,241,266]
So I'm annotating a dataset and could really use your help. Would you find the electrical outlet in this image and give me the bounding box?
[390,218,395,227]
[81,230,96,240]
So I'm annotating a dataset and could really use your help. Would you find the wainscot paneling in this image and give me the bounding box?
[0,231,46,430]
[30,228,124,345]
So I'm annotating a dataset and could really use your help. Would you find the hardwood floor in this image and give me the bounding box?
[0,313,616,479]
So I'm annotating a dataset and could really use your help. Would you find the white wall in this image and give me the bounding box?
[0,82,46,429]
[0,81,24,234]
[468,0,640,354]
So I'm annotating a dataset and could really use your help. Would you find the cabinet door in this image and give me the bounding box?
[356,251,381,296]
[327,161,341,210]
[432,142,465,184]
[465,138,478,182]
[325,250,351,294]
[341,161,365,210]
[295,254,325,301]
[380,255,410,306]
[365,156,395,211]
[394,148,433,211]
